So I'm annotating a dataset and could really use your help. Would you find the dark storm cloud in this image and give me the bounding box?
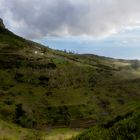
[0,0,140,39]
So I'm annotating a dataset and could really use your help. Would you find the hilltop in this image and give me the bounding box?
[0,19,140,139]
[0,18,5,29]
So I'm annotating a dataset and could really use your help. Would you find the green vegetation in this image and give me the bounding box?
[0,118,44,140]
[0,118,81,140]
[0,24,140,139]
[44,128,82,140]
[72,110,140,140]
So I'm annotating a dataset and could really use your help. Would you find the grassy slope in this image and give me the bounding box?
[0,118,81,140]
[0,27,140,139]
[0,118,44,140]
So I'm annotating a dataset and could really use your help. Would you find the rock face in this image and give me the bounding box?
[0,18,5,29]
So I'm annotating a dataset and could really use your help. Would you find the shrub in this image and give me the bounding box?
[15,104,25,125]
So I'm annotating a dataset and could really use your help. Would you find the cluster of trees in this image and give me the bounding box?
[46,106,71,125]
[131,60,140,69]
[15,104,36,128]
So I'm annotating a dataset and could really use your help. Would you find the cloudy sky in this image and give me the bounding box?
[1,0,140,59]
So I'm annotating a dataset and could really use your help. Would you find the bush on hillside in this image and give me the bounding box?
[73,111,140,140]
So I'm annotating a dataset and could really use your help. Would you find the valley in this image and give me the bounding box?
[0,20,140,139]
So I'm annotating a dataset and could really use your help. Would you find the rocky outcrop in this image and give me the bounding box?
[0,18,5,29]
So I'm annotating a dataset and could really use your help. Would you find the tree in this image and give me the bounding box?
[131,60,140,69]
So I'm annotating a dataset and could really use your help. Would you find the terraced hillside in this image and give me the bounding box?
[0,21,140,139]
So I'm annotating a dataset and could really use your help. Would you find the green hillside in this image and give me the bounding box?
[0,118,81,140]
[0,118,44,140]
[0,21,140,139]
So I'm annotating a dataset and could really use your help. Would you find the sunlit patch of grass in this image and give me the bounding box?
[44,128,82,140]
